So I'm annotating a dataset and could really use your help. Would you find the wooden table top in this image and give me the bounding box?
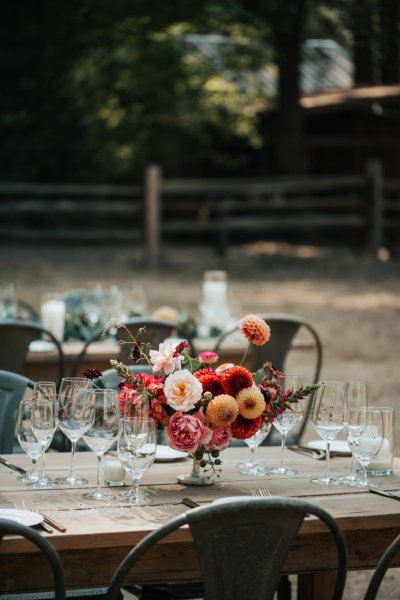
[1,447,400,598]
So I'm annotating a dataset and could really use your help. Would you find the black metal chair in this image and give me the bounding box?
[71,317,181,377]
[0,518,66,600]
[364,532,400,600]
[96,364,153,389]
[0,320,65,388]
[106,497,348,600]
[0,369,34,453]
[213,312,323,445]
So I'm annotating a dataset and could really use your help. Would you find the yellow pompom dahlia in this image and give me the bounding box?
[236,387,266,419]
[206,394,239,428]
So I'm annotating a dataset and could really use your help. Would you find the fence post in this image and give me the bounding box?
[365,160,384,256]
[145,164,161,268]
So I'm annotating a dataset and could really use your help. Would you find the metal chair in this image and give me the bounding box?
[106,497,347,600]
[71,317,180,377]
[0,518,65,600]
[0,369,34,453]
[0,320,65,388]
[364,532,400,600]
[213,312,323,445]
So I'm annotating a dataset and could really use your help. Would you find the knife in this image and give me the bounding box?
[369,488,400,501]
[182,497,200,508]
[287,446,326,460]
[0,457,27,475]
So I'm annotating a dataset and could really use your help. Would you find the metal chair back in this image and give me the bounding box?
[71,317,179,377]
[0,320,65,388]
[96,364,153,389]
[0,518,65,600]
[106,497,347,600]
[364,532,400,600]
[0,369,34,453]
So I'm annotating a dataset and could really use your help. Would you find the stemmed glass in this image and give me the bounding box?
[339,380,368,485]
[348,407,383,489]
[271,375,303,476]
[16,399,46,484]
[56,377,91,485]
[31,395,58,488]
[238,422,272,476]
[311,381,345,486]
[118,418,156,505]
[81,389,120,501]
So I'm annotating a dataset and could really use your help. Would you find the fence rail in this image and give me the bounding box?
[0,161,399,265]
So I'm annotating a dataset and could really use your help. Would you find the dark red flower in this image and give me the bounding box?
[82,368,102,380]
[195,368,225,397]
[231,415,262,439]
[222,366,253,397]
[173,341,190,357]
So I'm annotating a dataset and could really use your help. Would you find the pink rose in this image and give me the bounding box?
[166,412,205,454]
[203,426,232,451]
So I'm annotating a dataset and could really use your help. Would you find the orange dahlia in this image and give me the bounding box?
[206,394,239,427]
[240,314,271,346]
[236,387,266,419]
[222,365,253,397]
[231,415,263,439]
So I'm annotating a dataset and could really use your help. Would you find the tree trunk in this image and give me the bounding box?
[378,0,400,84]
[350,0,379,86]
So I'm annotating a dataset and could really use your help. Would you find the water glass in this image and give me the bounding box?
[238,421,272,476]
[31,396,58,489]
[367,407,394,476]
[16,399,43,484]
[118,418,156,505]
[271,375,303,476]
[348,407,383,488]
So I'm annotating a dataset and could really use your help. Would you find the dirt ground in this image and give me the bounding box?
[1,239,400,599]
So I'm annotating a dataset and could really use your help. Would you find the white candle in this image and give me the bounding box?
[41,299,66,342]
[104,458,125,485]
[202,280,227,305]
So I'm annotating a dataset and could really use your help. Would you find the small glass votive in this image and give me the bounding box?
[368,407,395,476]
[104,453,126,487]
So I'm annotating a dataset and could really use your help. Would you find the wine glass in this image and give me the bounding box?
[122,383,149,419]
[271,375,303,476]
[311,381,345,486]
[16,399,46,484]
[33,381,56,401]
[81,389,120,501]
[238,422,272,476]
[348,407,383,489]
[118,418,156,505]
[56,377,91,485]
[31,395,58,489]
[339,380,368,485]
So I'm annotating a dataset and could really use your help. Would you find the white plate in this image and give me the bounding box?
[307,440,351,455]
[29,340,55,352]
[0,508,43,527]
[155,446,188,462]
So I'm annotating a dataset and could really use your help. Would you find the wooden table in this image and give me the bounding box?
[2,447,400,599]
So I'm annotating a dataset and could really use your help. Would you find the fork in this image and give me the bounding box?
[251,488,272,497]
[15,499,53,533]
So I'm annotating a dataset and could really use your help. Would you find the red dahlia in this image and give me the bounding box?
[195,369,225,397]
[230,415,263,439]
[222,366,253,397]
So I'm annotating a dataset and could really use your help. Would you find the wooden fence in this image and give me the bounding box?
[0,161,399,266]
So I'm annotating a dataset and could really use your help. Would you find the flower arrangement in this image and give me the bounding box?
[91,314,318,479]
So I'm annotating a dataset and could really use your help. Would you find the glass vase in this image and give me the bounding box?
[177,456,214,486]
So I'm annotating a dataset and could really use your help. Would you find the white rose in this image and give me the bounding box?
[164,369,203,412]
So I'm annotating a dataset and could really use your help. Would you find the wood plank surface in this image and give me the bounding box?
[1,448,400,596]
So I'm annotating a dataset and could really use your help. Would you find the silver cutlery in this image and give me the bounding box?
[369,488,400,502]
[0,456,27,475]
[182,497,200,508]
[251,488,272,497]
[287,446,326,460]
[15,500,53,533]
